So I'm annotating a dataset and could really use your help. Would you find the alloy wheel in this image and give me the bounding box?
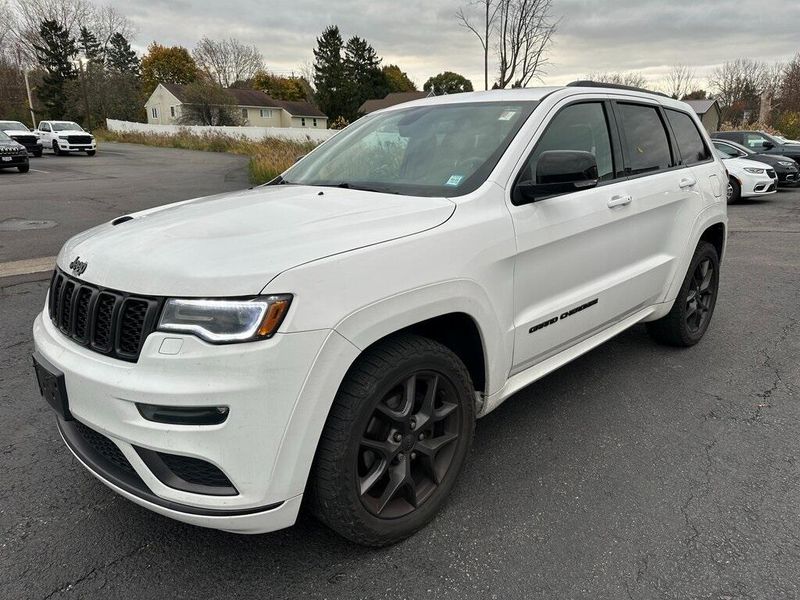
[686,258,715,333]
[357,371,461,519]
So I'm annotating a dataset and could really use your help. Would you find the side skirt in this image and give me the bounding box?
[480,305,657,416]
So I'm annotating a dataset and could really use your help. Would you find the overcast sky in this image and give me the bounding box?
[106,0,800,90]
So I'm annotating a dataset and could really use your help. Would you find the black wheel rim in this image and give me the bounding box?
[357,371,461,519]
[686,258,715,333]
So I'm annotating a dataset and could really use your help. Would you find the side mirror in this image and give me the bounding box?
[762,141,774,150]
[514,150,599,204]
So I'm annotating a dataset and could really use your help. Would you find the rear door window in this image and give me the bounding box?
[666,109,710,165]
[617,103,673,175]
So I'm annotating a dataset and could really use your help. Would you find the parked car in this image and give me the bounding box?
[712,138,799,186]
[32,84,727,546]
[35,120,96,155]
[714,130,800,165]
[0,130,30,173]
[0,120,43,157]
[773,135,800,145]
[714,149,777,203]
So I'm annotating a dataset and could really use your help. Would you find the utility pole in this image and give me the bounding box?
[16,44,36,128]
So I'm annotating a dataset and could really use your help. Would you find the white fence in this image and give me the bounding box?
[105,119,336,143]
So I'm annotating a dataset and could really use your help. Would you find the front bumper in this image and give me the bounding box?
[33,309,346,533]
[740,173,778,197]
[54,138,96,151]
[0,154,28,168]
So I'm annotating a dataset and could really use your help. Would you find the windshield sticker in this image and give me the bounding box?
[445,175,464,186]
[498,110,517,121]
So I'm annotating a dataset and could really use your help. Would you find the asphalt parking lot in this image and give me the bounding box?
[1,146,799,599]
[0,143,250,263]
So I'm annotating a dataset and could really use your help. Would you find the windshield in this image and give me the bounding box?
[280,101,538,197]
[0,131,11,141]
[0,121,28,131]
[52,122,84,132]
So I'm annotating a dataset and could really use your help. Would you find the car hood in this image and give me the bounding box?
[57,185,456,296]
[2,129,35,137]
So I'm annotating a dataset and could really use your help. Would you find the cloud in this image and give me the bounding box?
[106,0,800,90]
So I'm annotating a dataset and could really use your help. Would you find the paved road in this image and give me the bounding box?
[0,142,250,263]
[1,181,799,599]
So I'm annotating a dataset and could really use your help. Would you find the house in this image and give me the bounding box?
[684,99,721,133]
[359,90,435,115]
[145,83,328,129]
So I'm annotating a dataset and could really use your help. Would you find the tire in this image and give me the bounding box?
[86,150,96,156]
[18,164,30,173]
[727,178,741,204]
[646,241,720,347]
[52,141,61,156]
[309,334,476,546]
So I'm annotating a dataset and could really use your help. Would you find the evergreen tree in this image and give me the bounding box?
[32,20,78,118]
[344,36,388,119]
[79,27,102,65]
[107,33,140,75]
[313,26,347,121]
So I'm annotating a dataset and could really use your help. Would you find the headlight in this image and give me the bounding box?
[743,167,765,174]
[158,295,292,343]
[778,161,794,167]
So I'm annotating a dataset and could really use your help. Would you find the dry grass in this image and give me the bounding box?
[95,129,320,184]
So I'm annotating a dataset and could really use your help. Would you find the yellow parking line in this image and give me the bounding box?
[0,256,56,278]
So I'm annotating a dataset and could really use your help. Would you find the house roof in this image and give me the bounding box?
[160,83,326,118]
[359,91,433,114]
[684,99,719,115]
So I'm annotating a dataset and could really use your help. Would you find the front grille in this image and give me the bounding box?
[48,269,163,362]
[766,169,776,179]
[158,453,234,488]
[66,135,92,144]
[74,420,136,475]
[11,134,37,146]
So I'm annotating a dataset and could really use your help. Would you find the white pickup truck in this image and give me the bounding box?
[35,120,96,156]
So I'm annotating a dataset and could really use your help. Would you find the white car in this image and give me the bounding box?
[715,150,778,203]
[33,84,727,546]
[0,120,43,157]
[35,120,96,156]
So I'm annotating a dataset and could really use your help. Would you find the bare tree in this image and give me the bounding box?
[584,71,648,88]
[709,58,768,123]
[9,0,92,50]
[456,0,501,91]
[495,0,556,88]
[663,64,695,99]
[89,5,135,62]
[193,37,264,88]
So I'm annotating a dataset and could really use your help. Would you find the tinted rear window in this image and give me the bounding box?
[666,109,710,165]
[617,103,673,175]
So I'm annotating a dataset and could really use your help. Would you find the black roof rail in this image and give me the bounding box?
[566,80,670,98]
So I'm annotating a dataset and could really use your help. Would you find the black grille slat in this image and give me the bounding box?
[59,281,76,333]
[74,421,136,474]
[158,453,234,488]
[73,287,93,341]
[118,299,149,355]
[48,269,162,362]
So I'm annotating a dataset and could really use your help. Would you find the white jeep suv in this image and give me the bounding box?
[32,84,727,546]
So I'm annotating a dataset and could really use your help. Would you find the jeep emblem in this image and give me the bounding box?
[69,256,87,276]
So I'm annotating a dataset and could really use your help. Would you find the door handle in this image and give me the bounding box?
[679,177,697,189]
[607,194,632,208]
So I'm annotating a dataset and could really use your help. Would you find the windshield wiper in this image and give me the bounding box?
[320,182,398,194]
